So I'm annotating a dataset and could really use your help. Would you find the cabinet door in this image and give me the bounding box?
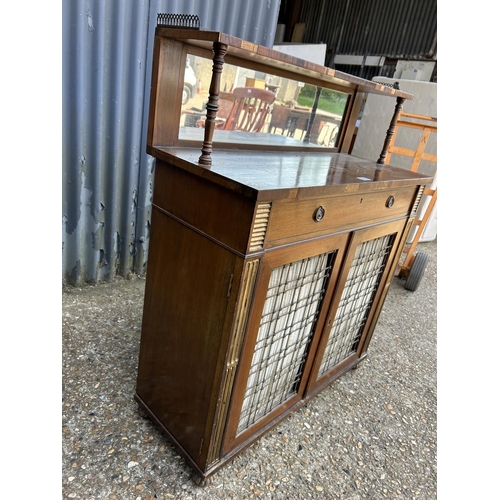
[306,219,407,395]
[222,233,349,453]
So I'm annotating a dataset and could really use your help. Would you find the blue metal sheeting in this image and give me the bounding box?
[62,0,280,285]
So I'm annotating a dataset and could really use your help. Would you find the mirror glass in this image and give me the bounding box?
[179,54,349,148]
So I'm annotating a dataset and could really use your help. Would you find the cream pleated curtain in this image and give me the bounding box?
[319,234,394,376]
[238,252,332,433]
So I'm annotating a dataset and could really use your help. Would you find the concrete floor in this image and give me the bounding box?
[62,240,436,499]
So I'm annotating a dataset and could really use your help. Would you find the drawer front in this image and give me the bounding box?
[265,186,418,247]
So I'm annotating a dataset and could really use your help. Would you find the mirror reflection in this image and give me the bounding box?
[179,55,349,148]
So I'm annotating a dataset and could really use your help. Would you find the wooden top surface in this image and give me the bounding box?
[156,27,413,100]
[150,146,434,201]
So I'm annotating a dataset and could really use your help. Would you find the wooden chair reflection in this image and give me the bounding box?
[224,87,276,133]
[269,103,291,135]
[195,91,235,129]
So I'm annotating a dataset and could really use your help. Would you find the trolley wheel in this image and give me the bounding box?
[404,252,429,292]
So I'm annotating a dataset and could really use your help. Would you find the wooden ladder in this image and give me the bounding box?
[386,112,437,278]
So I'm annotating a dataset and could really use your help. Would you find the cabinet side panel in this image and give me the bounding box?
[153,160,255,254]
[149,38,184,147]
[136,208,237,465]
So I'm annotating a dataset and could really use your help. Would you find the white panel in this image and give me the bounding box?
[333,55,385,67]
[394,60,436,82]
[352,77,437,241]
[273,44,327,65]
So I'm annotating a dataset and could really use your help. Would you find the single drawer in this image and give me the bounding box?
[264,186,418,247]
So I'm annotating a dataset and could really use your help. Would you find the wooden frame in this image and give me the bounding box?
[382,112,438,278]
[135,23,434,485]
[222,233,349,453]
[146,27,414,161]
[306,219,408,397]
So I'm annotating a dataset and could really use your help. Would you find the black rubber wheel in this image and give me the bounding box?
[404,252,429,292]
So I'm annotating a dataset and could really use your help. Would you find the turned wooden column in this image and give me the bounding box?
[302,87,323,144]
[199,42,228,166]
[303,86,322,144]
[377,96,405,165]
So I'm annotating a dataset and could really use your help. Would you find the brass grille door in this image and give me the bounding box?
[237,252,332,432]
[308,220,406,393]
[318,234,394,375]
[223,234,349,452]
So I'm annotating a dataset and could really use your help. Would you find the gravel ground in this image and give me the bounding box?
[62,240,437,500]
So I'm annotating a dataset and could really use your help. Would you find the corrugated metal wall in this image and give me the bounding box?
[300,0,437,79]
[62,0,280,285]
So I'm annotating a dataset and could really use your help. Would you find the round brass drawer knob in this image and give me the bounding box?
[386,196,395,208]
[313,206,326,222]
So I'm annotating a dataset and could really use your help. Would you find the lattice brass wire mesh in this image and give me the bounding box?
[318,233,396,376]
[237,251,334,434]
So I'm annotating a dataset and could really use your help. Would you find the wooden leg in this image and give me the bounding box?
[137,406,149,419]
[193,473,215,487]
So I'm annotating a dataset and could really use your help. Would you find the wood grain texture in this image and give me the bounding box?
[265,186,418,248]
[199,42,228,165]
[148,38,185,147]
[136,208,238,467]
[221,234,349,453]
[306,219,408,395]
[340,91,365,153]
[149,148,434,202]
[206,258,260,466]
[137,27,435,483]
[152,159,256,255]
[155,28,413,99]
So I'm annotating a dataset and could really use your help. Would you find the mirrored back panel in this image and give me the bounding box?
[179,54,350,149]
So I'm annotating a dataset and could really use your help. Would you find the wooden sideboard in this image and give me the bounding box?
[135,17,433,485]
